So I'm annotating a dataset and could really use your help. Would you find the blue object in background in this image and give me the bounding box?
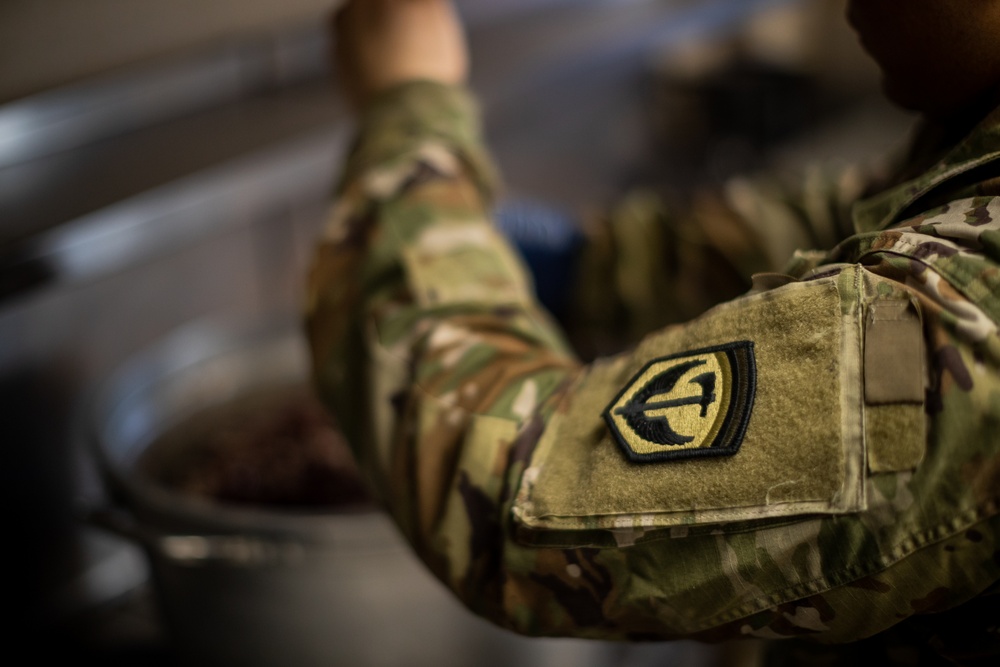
[494,198,583,322]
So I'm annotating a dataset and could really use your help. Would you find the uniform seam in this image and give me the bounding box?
[692,497,1000,633]
[858,246,1000,324]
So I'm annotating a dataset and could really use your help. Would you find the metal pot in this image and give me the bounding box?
[86,319,530,667]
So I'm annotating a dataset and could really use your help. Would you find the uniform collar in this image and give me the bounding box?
[852,103,1000,233]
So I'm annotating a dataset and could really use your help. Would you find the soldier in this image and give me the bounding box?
[307,0,1000,662]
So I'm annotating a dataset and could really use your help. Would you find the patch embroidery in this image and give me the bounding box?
[603,341,756,462]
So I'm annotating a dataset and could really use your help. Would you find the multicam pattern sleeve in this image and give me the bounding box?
[306,81,1000,645]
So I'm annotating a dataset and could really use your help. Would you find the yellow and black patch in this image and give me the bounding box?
[603,341,756,462]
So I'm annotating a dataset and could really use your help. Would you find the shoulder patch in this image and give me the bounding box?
[603,341,756,463]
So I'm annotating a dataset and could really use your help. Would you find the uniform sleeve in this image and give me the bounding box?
[306,81,1000,643]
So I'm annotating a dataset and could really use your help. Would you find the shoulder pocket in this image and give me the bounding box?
[513,267,924,548]
[401,222,534,308]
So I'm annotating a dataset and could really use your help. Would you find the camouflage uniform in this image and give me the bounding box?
[306,81,1000,656]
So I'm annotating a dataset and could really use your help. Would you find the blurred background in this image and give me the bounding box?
[0,0,913,664]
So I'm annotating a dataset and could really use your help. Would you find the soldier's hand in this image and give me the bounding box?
[332,0,469,109]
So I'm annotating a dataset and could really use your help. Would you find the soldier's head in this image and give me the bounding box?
[846,0,1000,121]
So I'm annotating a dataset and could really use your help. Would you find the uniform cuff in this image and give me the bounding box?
[340,80,498,201]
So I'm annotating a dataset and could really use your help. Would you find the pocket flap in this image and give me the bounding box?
[513,271,868,546]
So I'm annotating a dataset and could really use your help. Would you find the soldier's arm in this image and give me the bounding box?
[306,77,1000,641]
[309,0,1000,644]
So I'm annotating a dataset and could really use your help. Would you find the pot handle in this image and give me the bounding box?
[81,506,307,567]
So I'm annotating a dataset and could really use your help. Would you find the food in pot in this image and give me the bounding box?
[139,386,371,509]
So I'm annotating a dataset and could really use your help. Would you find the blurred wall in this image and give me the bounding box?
[0,0,337,102]
[0,0,577,103]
